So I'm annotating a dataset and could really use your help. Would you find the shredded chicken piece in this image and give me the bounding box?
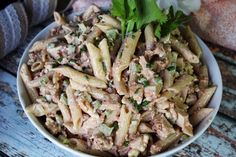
[175,108,193,136]
[91,136,113,151]
[139,56,155,80]
[152,114,175,140]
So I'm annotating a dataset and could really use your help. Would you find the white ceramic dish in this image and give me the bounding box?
[17,13,223,157]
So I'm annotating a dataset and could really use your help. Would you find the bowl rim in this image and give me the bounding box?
[16,14,223,157]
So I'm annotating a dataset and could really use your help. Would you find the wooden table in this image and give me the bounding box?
[0,21,235,157]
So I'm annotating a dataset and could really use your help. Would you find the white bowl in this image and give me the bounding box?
[17,13,223,157]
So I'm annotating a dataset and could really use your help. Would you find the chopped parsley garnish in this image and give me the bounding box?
[129,97,150,112]
[57,57,63,63]
[154,75,163,84]
[123,141,129,147]
[93,100,101,111]
[111,0,190,38]
[133,63,142,73]
[137,75,149,87]
[102,62,107,74]
[146,63,153,69]
[84,75,89,80]
[80,45,87,53]
[106,28,118,42]
[39,77,49,86]
[112,121,119,130]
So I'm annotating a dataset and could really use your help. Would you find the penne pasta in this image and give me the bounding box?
[66,85,83,130]
[112,31,141,95]
[57,101,71,123]
[115,105,132,146]
[170,36,199,63]
[86,26,102,43]
[98,38,111,79]
[168,75,194,93]
[95,23,113,33]
[53,12,66,25]
[86,42,106,81]
[70,79,110,101]
[182,26,202,58]
[31,61,44,72]
[20,64,38,102]
[52,66,107,88]
[150,132,182,154]
[189,86,216,115]
[28,71,54,87]
[190,108,214,126]
[144,24,155,50]
[99,14,121,29]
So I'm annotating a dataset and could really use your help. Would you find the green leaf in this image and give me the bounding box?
[111,0,126,19]
[160,7,191,37]
[135,0,167,29]
[123,140,129,147]
[155,24,161,39]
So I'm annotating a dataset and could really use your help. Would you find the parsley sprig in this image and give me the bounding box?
[111,0,190,38]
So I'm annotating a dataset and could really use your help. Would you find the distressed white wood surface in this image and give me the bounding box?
[0,69,235,157]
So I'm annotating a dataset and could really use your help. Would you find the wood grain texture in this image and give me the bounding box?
[0,69,235,156]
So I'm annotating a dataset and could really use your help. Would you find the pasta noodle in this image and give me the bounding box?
[52,66,107,88]
[66,85,83,130]
[20,64,38,102]
[99,14,121,29]
[112,30,141,95]
[86,42,106,81]
[98,38,111,79]
[115,105,132,146]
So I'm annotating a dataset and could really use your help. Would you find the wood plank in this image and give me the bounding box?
[221,87,236,119]
[0,69,235,157]
[0,69,75,157]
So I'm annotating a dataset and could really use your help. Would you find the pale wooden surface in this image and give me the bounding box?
[0,21,236,157]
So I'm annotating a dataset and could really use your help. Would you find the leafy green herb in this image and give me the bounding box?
[80,45,87,53]
[146,63,154,69]
[167,65,176,72]
[112,121,119,130]
[154,75,163,84]
[137,75,149,87]
[93,100,101,111]
[39,77,49,86]
[111,0,167,38]
[111,0,190,38]
[84,75,89,80]
[57,57,63,63]
[102,62,107,74]
[133,63,142,73]
[129,97,150,112]
[123,141,129,147]
[160,6,191,37]
[106,28,118,42]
